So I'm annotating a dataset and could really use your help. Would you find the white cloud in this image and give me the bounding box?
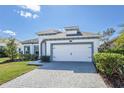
[3,30,16,36]
[18,10,32,18]
[20,5,41,12]
[17,10,39,19]
[33,14,39,19]
[16,5,40,19]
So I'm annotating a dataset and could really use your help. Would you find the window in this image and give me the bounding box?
[34,45,39,55]
[18,48,22,54]
[24,46,30,54]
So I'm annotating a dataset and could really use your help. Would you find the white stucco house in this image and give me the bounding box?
[20,26,100,62]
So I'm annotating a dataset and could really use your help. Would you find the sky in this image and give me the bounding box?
[0,5,124,40]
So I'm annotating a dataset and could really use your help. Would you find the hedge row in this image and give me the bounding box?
[104,48,124,55]
[94,53,124,76]
[18,54,38,61]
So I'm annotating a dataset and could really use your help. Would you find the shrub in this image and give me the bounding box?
[0,47,7,57]
[31,54,38,61]
[104,48,124,55]
[0,51,7,57]
[41,56,50,62]
[20,54,38,61]
[94,53,124,76]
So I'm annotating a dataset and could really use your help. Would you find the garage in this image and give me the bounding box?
[51,43,93,62]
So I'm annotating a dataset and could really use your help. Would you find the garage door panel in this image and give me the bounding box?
[53,45,71,61]
[52,43,92,62]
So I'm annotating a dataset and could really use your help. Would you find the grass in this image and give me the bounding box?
[0,61,37,85]
[0,57,9,63]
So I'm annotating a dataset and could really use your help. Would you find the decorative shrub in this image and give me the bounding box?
[0,51,7,57]
[41,56,50,62]
[0,47,7,57]
[104,48,124,55]
[20,54,38,61]
[31,54,39,61]
[94,53,124,76]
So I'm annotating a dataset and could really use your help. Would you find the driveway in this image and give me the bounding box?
[0,62,107,88]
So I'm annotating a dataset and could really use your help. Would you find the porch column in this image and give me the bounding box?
[22,45,24,54]
[39,42,41,59]
[30,44,34,54]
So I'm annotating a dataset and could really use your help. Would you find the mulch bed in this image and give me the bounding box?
[100,73,124,88]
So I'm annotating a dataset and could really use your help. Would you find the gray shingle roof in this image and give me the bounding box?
[21,32,100,44]
[21,38,38,44]
[22,27,100,44]
[36,29,61,35]
[40,31,100,39]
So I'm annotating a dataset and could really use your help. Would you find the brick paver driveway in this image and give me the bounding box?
[0,62,107,88]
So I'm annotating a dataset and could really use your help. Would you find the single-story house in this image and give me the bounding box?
[20,26,100,62]
[0,38,8,48]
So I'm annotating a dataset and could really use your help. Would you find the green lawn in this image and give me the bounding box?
[0,57,9,63]
[0,61,37,85]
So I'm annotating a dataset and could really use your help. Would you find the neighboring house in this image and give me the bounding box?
[0,39,8,48]
[0,42,6,48]
[0,42,6,52]
[21,26,100,62]
[0,38,22,53]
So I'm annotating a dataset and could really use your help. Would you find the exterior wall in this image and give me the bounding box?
[41,42,46,56]
[38,34,100,59]
[38,35,53,57]
[44,38,100,56]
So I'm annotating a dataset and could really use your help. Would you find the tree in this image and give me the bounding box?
[114,24,124,48]
[118,24,124,34]
[99,28,116,51]
[115,31,124,48]
[5,37,17,61]
[101,28,116,42]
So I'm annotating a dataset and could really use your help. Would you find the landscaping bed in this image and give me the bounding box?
[0,61,37,85]
[94,53,124,88]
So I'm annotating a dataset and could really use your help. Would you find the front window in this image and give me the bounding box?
[24,46,30,54]
[34,45,39,55]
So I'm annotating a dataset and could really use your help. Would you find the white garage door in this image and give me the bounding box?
[52,43,93,62]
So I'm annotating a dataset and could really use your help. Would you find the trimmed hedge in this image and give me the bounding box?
[94,53,124,76]
[104,48,124,55]
[41,56,50,62]
[0,51,7,57]
[19,54,38,61]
